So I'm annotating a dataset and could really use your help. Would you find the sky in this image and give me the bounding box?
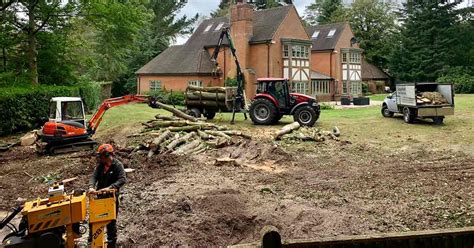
[173,0,313,45]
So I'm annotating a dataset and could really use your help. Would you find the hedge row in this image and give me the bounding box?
[0,83,102,136]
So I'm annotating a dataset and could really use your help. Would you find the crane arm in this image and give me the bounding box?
[87,95,151,134]
[210,27,245,110]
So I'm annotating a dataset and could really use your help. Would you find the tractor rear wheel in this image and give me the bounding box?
[249,98,278,125]
[293,106,318,126]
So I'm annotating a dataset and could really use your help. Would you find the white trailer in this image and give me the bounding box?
[381,82,454,124]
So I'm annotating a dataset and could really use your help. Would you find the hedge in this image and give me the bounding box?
[437,67,474,94]
[0,83,101,136]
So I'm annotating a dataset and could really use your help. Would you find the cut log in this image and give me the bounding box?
[274,122,301,140]
[152,101,198,122]
[167,125,203,132]
[146,121,189,128]
[205,130,232,140]
[221,130,251,139]
[166,132,196,150]
[173,139,202,154]
[332,126,341,137]
[186,142,206,154]
[154,114,181,121]
[21,132,37,146]
[187,85,227,93]
[185,91,226,101]
[197,130,211,140]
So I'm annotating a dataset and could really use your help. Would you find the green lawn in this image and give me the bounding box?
[95,94,474,152]
[368,94,388,101]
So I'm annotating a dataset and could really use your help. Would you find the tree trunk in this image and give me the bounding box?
[152,101,197,122]
[187,85,227,93]
[185,91,226,101]
[166,132,196,150]
[274,122,300,140]
[27,1,38,85]
[173,139,201,154]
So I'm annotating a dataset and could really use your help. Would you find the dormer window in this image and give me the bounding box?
[327,29,336,38]
[312,31,320,39]
[203,24,212,33]
[215,22,224,31]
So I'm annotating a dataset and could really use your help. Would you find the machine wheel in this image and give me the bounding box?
[433,116,444,125]
[249,98,278,125]
[188,108,201,118]
[381,105,394,117]
[204,110,216,120]
[403,107,414,123]
[293,106,318,127]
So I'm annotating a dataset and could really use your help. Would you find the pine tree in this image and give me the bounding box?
[389,0,461,82]
[305,0,345,25]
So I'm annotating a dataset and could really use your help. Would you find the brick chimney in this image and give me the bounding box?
[230,3,254,98]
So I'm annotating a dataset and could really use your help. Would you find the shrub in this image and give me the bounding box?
[319,103,334,110]
[225,77,238,87]
[148,90,185,106]
[437,67,474,94]
[0,83,101,136]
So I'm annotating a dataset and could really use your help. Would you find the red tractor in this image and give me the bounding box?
[249,78,320,126]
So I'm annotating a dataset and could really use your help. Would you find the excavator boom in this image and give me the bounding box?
[87,95,150,133]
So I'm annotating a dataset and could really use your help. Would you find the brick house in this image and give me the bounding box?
[362,60,391,94]
[136,4,374,102]
[306,23,364,101]
[137,3,311,99]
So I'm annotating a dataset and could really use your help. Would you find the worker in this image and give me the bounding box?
[88,144,126,248]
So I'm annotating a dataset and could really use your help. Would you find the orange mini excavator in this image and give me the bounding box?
[36,95,157,154]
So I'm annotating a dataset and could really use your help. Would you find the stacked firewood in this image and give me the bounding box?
[416,92,448,105]
[185,85,232,109]
[132,102,250,157]
[274,122,341,142]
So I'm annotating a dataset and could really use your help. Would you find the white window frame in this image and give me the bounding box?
[312,31,320,39]
[149,80,161,91]
[327,29,336,38]
[188,80,203,87]
[215,22,224,31]
[293,82,307,94]
[203,24,212,33]
[311,80,331,95]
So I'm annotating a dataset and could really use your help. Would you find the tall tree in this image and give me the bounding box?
[111,0,198,95]
[304,0,346,25]
[0,0,78,84]
[348,0,397,69]
[388,0,462,82]
[211,0,293,18]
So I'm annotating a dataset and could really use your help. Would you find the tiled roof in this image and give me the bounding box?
[307,23,346,51]
[137,5,292,75]
[310,71,333,80]
[362,60,390,80]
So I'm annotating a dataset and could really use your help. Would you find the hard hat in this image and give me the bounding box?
[97,144,114,157]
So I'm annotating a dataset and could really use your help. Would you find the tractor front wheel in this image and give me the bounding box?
[249,98,278,125]
[294,106,318,126]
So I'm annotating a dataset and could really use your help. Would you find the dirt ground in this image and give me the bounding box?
[0,126,473,247]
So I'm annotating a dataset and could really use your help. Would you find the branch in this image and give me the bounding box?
[33,1,60,34]
[0,0,16,11]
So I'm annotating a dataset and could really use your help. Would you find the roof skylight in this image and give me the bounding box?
[215,22,224,31]
[327,29,336,38]
[312,31,320,39]
[203,24,212,33]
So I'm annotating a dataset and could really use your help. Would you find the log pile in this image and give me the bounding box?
[131,101,250,157]
[275,122,341,142]
[416,92,448,105]
[185,86,232,110]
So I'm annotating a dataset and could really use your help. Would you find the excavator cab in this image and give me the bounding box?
[49,97,87,127]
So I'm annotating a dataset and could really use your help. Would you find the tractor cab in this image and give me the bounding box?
[256,78,293,110]
[48,97,87,127]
